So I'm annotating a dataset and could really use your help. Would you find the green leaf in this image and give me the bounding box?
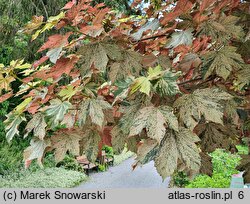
[58,85,78,100]
[113,78,133,105]
[78,98,111,127]
[10,59,31,69]
[15,97,33,113]
[174,88,232,130]
[147,65,163,80]
[131,77,151,96]
[130,66,180,96]
[129,106,178,143]
[4,113,26,143]
[46,99,71,128]
[154,70,180,96]
[24,113,47,140]
[203,46,244,80]
[167,29,193,48]
[154,128,200,180]
[233,64,250,90]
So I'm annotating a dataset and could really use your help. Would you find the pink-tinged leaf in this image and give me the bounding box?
[61,111,77,129]
[22,76,34,83]
[33,56,78,80]
[32,70,48,80]
[93,8,110,25]
[38,32,72,52]
[160,0,193,25]
[56,19,68,29]
[62,0,77,10]
[193,12,209,24]
[24,160,32,169]
[95,3,105,8]
[23,138,51,168]
[48,56,79,80]
[200,0,216,13]
[80,25,104,37]
[0,92,13,103]
[27,102,41,114]
[33,56,49,68]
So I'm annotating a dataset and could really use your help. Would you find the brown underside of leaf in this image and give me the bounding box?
[199,152,213,176]
[236,154,250,183]
[195,122,238,153]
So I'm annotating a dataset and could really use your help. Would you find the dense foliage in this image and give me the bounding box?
[0,0,250,180]
[187,149,241,188]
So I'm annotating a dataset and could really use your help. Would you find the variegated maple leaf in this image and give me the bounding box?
[24,112,47,140]
[78,98,111,127]
[45,99,72,128]
[50,128,83,162]
[174,88,232,130]
[202,46,244,80]
[129,105,178,143]
[154,128,200,180]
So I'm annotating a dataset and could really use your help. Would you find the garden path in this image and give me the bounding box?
[78,157,170,188]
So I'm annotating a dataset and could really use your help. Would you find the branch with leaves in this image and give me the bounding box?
[1,0,250,180]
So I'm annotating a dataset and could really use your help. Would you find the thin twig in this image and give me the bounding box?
[39,0,49,20]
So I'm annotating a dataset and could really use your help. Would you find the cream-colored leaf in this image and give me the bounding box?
[24,113,47,140]
[174,88,232,130]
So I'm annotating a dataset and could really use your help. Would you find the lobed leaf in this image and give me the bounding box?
[203,46,244,80]
[78,98,112,127]
[45,99,72,128]
[24,113,47,140]
[129,106,178,143]
[174,88,232,130]
[154,128,200,180]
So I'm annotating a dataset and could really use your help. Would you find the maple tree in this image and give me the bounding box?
[0,0,250,181]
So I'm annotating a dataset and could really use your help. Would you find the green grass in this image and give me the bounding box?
[0,168,87,188]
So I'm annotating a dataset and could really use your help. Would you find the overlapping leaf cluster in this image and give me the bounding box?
[0,0,249,179]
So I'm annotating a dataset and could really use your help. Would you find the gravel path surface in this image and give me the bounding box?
[77,157,170,188]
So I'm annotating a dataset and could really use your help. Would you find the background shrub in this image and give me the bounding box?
[56,155,82,172]
[186,149,241,188]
